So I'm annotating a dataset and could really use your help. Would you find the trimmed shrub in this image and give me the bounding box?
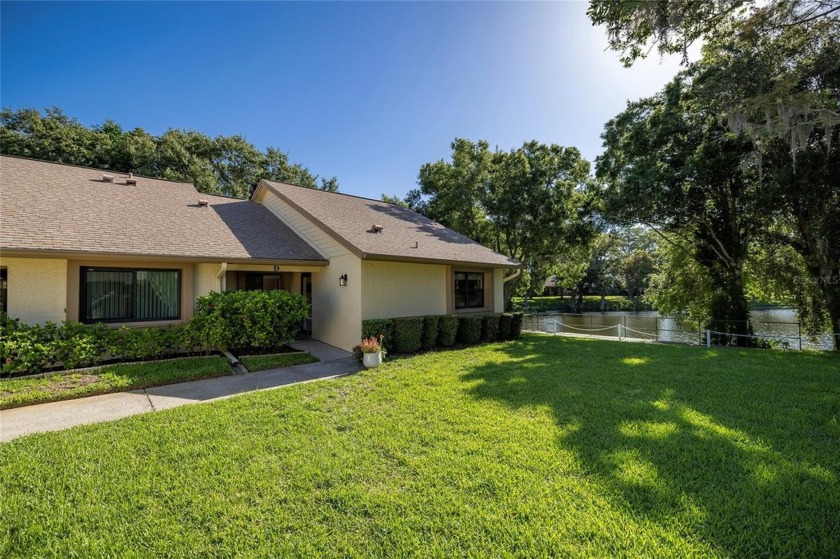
[362,318,395,352]
[511,312,524,339]
[437,315,459,347]
[392,317,423,354]
[0,315,193,376]
[498,313,513,340]
[457,315,483,345]
[481,314,501,342]
[192,290,309,352]
[108,325,188,361]
[421,315,439,350]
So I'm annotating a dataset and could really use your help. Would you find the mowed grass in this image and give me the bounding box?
[240,351,318,372]
[0,356,231,409]
[1,335,838,557]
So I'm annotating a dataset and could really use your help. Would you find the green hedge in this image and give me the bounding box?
[437,315,459,347]
[359,312,524,358]
[0,313,195,376]
[498,313,513,340]
[457,316,483,345]
[2,290,311,376]
[191,290,308,352]
[361,318,395,352]
[481,314,501,342]
[511,312,524,339]
[421,316,440,350]
[393,317,423,354]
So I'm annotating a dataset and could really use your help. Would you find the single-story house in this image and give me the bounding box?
[0,156,520,351]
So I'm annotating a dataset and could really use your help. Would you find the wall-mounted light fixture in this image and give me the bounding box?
[339,274,348,287]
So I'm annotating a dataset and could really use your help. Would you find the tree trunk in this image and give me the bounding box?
[707,266,751,347]
[812,266,840,351]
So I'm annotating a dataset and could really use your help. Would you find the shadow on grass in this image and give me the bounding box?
[462,335,840,557]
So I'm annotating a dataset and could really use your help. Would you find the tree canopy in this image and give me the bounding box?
[0,107,338,198]
[405,139,598,302]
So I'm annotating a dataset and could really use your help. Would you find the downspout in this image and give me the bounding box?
[216,262,228,291]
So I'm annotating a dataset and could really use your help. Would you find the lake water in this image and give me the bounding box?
[523,308,837,351]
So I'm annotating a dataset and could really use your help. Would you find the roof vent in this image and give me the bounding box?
[125,173,137,186]
[102,174,114,182]
[412,241,419,249]
[197,199,209,207]
[370,224,384,233]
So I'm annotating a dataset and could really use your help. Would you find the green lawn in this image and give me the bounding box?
[2,335,838,557]
[0,356,231,409]
[240,351,318,372]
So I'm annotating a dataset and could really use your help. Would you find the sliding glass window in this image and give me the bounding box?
[454,271,485,309]
[81,267,181,323]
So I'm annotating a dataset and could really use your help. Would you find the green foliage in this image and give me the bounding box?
[0,107,339,197]
[437,315,459,347]
[457,316,483,345]
[481,314,501,342]
[411,138,598,304]
[510,312,524,339]
[191,290,309,352]
[421,315,440,350]
[498,313,514,340]
[0,314,198,376]
[596,73,766,340]
[392,317,424,354]
[361,319,395,353]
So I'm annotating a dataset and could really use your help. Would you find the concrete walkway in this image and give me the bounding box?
[0,340,360,442]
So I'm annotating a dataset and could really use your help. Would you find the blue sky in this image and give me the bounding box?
[1,1,688,199]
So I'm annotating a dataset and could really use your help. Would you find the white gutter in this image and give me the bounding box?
[503,269,521,283]
[216,262,228,291]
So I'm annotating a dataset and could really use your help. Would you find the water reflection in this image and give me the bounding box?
[523,309,834,351]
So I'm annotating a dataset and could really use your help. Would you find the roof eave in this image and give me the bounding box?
[0,247,329,266]
[364,252,522,269]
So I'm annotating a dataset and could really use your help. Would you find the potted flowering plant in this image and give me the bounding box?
[359,335,385,369]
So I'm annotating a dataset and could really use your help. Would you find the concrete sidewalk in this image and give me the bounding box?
[1,340,360,442]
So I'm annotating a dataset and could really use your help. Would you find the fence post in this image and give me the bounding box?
[798,323,802,351]
[618,324,622,342]
[706,329,711,348]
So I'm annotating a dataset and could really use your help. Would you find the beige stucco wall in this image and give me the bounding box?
[311,254,361,351]
[493,268,505,313]
[258,187,362,351]
[362,260,448,319]
[194,263,221,299]
[0,257,67,324]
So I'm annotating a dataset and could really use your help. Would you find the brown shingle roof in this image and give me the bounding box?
[260,180,521,268]
[0,156,326,263]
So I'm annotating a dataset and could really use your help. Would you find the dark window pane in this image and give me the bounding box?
[136,270,180,320]
[81,268,180,323]
[84,269,134,321]
[455,292,466,309]
[0,267,7,314]
[454,271,485,309]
